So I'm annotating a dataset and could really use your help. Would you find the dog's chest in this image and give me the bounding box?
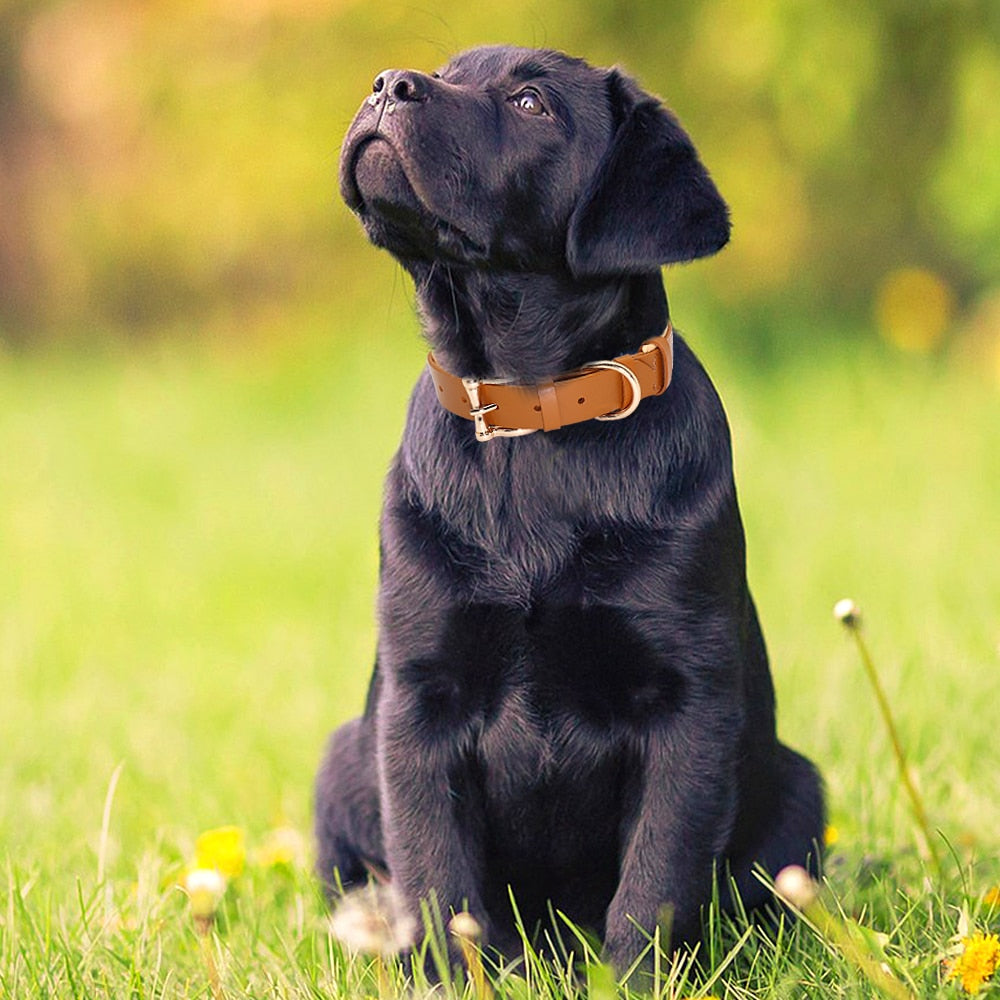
[400,409,672,597]
[464,603,685,866]
[402,599,687,747]
[477,699,629,859]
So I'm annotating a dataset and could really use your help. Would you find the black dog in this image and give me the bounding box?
[316,45,823,970]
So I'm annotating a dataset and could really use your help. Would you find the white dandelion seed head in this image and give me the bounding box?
[833,598,861,628]
[448,910,483,942]
[329,883,416,956]
[183,867,227,918]
[774,865,818,909]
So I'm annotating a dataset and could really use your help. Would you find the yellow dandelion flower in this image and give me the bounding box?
[948,932,1000,995]
[824,824,840,848]
[195,825,246,877]
[984,886,1000,908]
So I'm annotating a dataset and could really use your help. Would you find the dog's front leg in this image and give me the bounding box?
[377,684,490,949]
[373,481,493,949]
[603,719,739,971]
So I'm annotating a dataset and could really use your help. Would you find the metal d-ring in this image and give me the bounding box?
[587,360,642,421]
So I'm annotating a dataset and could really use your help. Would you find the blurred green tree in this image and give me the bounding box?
[0,0,997,345]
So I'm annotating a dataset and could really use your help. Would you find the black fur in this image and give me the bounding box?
[317,45,823,970]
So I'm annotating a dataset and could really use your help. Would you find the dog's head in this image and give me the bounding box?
[339,45,729,278]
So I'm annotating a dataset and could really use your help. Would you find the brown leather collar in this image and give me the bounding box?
[427,323,674,441]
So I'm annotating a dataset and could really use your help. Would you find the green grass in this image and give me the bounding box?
[1,310,999,998]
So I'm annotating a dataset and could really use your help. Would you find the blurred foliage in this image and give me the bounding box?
[1,0,999,350]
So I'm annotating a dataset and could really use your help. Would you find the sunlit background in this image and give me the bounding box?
[1,0,998,363]
[1,0,1000,881]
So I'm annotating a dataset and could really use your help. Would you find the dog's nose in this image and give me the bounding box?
[371,69,429,103]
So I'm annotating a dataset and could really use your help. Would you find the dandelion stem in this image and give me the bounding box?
[197,921,224,1000]
[848,623,942,875]
[449,912,492,1000]
[374,953,390,998]
[775,867,916,1000]
[802,894,915,1000]
[185,869,227,1000]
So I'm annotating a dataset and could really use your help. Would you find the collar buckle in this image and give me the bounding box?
[461,375,539,442]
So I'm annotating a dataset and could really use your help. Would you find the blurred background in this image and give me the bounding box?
[1,0,999,360]
[2,0,1000,862]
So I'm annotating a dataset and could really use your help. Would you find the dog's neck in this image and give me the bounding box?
[409,265,669,383]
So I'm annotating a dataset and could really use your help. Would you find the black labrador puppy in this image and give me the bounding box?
[316,44,824,969]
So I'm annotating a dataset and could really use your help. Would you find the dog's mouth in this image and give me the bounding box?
[342,135,424,217]
[342,133,488,264]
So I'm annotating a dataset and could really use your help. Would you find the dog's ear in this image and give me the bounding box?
[567,71,730,278]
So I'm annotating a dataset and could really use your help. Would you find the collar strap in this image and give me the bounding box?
[427,323,674,442]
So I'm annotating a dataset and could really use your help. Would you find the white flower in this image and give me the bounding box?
[774,865,818,909]
[329,884,416,956]
[184,867,227,920]
[833,598,861,628]
[449,911,483,942]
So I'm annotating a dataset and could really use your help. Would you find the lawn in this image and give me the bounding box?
[1,307,998,998]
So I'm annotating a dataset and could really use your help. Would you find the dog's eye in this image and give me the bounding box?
[511,88,547,116]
